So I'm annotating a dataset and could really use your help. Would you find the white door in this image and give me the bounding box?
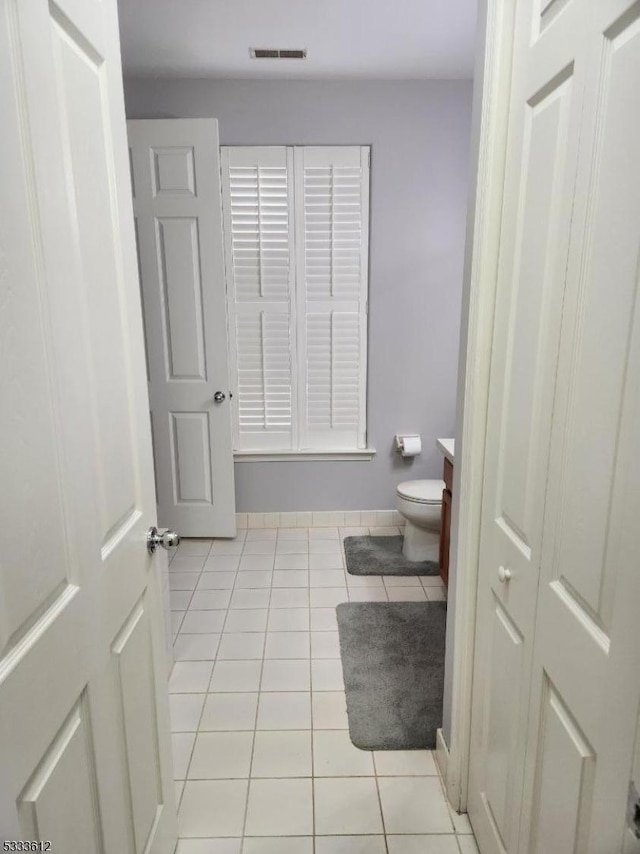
[468,0,640,852]
[517,1,640,850]
[128,120,236,537]
[468,0,589,848]
[0,1,177,851]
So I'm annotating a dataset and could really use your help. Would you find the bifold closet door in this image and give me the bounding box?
[129,119,236,537]
[468,1,640,852]
[0,0,176,849]
[517,1,640,851]
[468,0,589,847]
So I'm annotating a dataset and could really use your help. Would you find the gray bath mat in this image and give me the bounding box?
[336,601,446,749]
[344,535,439,577]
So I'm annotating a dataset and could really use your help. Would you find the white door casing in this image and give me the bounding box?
[128,119,236,538]
[468,0,640,852]
[0,0,176,851]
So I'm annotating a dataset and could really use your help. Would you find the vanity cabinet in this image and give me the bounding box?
[439,457,453,586]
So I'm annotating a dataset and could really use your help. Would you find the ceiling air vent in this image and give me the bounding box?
[250,48,308,60]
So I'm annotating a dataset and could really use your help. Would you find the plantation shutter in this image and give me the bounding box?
[222,145,369,453]
[221,147,296,450]
[295,146,370,450]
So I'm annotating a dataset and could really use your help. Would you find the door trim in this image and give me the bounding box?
[444,0,518,812]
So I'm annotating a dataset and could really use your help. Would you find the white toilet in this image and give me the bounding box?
[396,479,445,562]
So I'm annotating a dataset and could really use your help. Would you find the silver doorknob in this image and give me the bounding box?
[498,565,512,583]
[213,391,226,403]
[147,526,180,554]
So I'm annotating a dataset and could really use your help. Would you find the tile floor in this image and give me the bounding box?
[168,525,478,854]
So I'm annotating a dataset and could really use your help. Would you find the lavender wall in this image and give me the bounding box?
[124,78,473,511]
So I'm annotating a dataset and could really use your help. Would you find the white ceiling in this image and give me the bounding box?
[118,0,477,80]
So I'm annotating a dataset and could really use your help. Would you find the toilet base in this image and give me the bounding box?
[402,520,440,563]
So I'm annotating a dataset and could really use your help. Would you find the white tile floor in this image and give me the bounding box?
[169,526,478,854]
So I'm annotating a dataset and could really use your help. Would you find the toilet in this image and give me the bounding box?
[396,479,445,562]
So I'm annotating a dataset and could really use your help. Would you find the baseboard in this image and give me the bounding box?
[436,727,450,779]
[236,510,405,529]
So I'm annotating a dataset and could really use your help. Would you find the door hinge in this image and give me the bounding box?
[628,781,640,839]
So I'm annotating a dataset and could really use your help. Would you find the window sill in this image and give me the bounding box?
[233,448,377,463]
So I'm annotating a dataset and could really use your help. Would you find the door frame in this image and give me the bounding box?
[442,0,518,812]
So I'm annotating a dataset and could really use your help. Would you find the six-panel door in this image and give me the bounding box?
[0,0,176,849]
[129,120,236,538]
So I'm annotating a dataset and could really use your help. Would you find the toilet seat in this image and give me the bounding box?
[396,479,445,504]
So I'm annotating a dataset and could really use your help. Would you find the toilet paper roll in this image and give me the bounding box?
[400,435,422,457]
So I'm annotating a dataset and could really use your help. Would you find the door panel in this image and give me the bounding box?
[546,4,640,631]
[112,598,164,851]
[483,600,524,843]
[171,412,215,503]
[152,147,197,197]
[498,67,573,551]
[51,5,137,531]
[157,217,207,381]
[0,0,177,849]
[18,698,103,853]
[129,119,236,537]
[529,681,595,854]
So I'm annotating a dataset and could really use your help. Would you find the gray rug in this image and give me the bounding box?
[344,535,439,577]
[336,601,446,750]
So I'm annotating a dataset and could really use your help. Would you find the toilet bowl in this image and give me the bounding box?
[396,479,445,562]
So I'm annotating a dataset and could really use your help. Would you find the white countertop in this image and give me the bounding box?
[437,437,455,464]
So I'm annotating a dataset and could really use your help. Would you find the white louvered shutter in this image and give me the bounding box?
[295,146,370,450]
[221,147,296,450]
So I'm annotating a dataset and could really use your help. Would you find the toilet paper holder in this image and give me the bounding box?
[394,434,422,456]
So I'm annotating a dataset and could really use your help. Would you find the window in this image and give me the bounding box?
[221,145,371,456]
